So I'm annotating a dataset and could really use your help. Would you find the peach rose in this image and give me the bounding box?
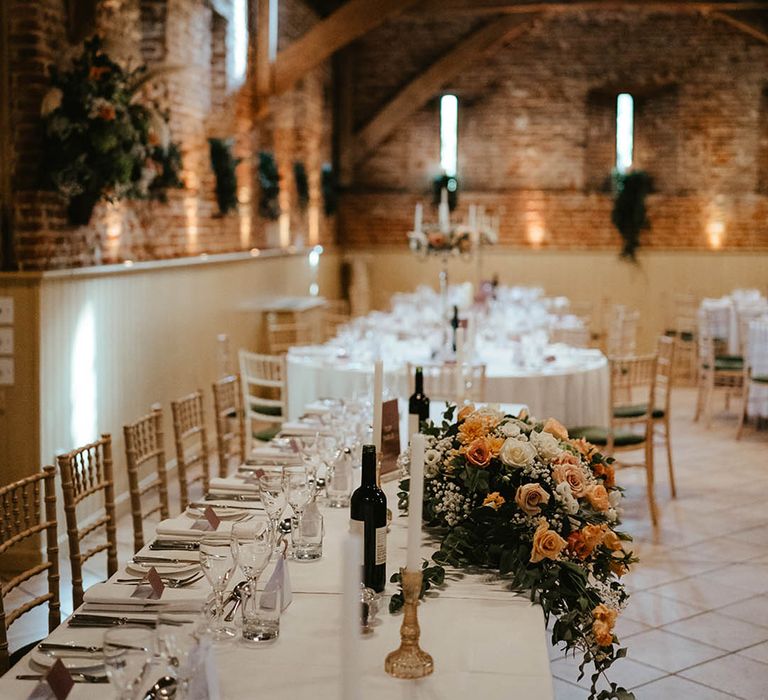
[602,530,623,552]
[552,463,589,498]
[592,604,618,647]
[530,518,567,563]
[569,437,598,460]
[487,436,505,456]
[609,560,628,577]
[482,492,505,510]
[552,451,580,468]
[542,417,569,441]
[592,461,616,488]
[457,403,476,422]
[515,483,551,516]
[581,523,606,550]
[567,531,591,559]
[464,438,492,468]
[587,484,610,512]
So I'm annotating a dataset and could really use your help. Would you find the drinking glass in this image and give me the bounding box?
[103,626,155,700]
[240,581,280,643]
[156,614,199,699]
[231,520,273,584]
[256,469,287,547]
[199,535,237,641]
[326,448,352,508]
[292,511,323,561]
[285,466,313,555]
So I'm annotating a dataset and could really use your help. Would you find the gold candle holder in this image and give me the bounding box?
[384,568,434,679]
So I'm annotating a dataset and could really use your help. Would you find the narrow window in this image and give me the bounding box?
[615,93,634,173]
[440,94,458,177]
[231,0,248,88]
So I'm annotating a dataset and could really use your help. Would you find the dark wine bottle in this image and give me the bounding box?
[408,366,430,438]
[350,445,387,593]
[451,305,460,352]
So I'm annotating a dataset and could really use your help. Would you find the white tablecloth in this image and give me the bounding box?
[2,481,555,699]
[288,347,609,428]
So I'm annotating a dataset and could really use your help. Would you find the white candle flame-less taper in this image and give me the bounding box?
[406,434,426,572]
[342,532,363,700]
[414,202,423,234]
[455,327,466,402]
[372,359,384,455]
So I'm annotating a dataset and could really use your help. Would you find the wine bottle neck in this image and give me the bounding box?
[414,370,423,394]
[361,459,377,486]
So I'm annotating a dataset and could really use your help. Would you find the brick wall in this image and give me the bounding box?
[6,0,335,270]
[341,11,768,252]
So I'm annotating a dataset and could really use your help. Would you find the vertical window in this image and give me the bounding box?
[615,93,634,173]
[230,0,248,88]
[440,94,458,177]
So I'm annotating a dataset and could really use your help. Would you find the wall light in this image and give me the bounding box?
[707,220,725,250]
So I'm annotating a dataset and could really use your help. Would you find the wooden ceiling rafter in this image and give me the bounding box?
[353,15,537,165]
[412,1,768,15]
[707,11,768,43]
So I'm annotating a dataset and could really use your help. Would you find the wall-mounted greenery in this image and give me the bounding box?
[258,151,280,220]
[208,138,240,215]
[41,35,183,226]
[432,174,458,211]
[611,170,653,261]
[321,163,337,216]
[293,161,309,209]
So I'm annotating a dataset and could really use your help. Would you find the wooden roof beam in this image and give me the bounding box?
[354,15,536,164]
[413,1,767,15]
[709,11,768,43]
[272,0,421,97]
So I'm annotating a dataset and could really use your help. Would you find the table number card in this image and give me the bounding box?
[379,398,400,479]
[192,505,221,531]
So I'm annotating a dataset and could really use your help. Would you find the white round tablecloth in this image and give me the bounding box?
[287,346,609,428]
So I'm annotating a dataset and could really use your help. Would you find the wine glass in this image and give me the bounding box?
[231,519,273,585]
[257,469,287,547]
[199,535,237,641]
[103,626,155,700]
[285,467,313,555]
[156,613,199,698]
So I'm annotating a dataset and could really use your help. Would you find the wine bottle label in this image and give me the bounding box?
[408,413,419,439]
[375,525,387,565]
[349,519,363,537]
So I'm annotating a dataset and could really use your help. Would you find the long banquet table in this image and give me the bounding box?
[1,485,555,699]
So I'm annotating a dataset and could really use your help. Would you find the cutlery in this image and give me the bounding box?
[68,614,157,628]
[204,493,261,502]
[114,572,204,588]
[38,641,148,653]
[150,540,199,551]
[223,581,248,622]
[17,673,109,683]
[144,675,178,699]
[132,555,200,565]
[189,501,263,511]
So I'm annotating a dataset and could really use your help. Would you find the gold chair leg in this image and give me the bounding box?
[645,437,658,527]
[664,418,676,499]
[736,383,749,440]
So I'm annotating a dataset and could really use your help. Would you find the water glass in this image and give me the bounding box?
[156,614,199,698]
[103,626,155,700]
[292,510,323,561]
[199,535,237,641]
[326,448,352,508]
[231,520,273,582]
[257,469,286,546]
[240,581,280,643]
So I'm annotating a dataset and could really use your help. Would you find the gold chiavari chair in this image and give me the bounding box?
[571,354,658,525]
[171,390,210,511]
[693,330,744,428]
[606,306,639,357]
[266,312,311,354]
[737,319,768,440]
[58,435,118,610]
[323,299,351,340]
[653,336,677,498]
[550,325,590,349]
[123,405,170,552]
[409,362,487,404]
[239,350,287,453]
[0,467,59,674]
[212,374,246,477]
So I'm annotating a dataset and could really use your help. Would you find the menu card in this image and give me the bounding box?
[379,399,400,479]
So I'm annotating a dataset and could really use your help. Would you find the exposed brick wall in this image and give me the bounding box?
[7,0,335,270]
[342,11,768,252]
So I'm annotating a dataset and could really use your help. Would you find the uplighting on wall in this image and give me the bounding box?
[707,220,725,250]
[525,208,546,248]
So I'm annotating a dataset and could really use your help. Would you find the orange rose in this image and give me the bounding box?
[567,531,591,559]
[482,492,505,510]
[88,65,110,81]
[515,483,550,516]
[464,438,492,468]
[457,404,476,422]
[569,437,598,460]
[530,518,567,563]
[609,560,628,577]
[542,417,569,441]
[97,104,116,121]
[487,436,505,456]
[592,604,618,647]
[552,463,589,498]
[602,530,623,552]
[582,523,607,550]
[592,461,616,488]
[587,484,610,512]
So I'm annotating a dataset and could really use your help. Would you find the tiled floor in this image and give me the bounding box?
[552,388,768,699]
[5,388,768,698]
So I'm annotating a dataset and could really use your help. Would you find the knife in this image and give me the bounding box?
[38,643,103,653]
[16,673,109,683]
[149,540,199,551]
[68,614,157,628]
[189,501,263,511]
[131,555,199,564]
[204,493,261,502]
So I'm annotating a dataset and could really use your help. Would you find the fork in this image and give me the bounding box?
[114,572,205,588]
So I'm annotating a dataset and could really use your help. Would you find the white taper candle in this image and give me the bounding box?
[414,202,423,234]
[406,434,426,571]
[342,532,362,700]
[455,327,465,401]
[372,359,384,455]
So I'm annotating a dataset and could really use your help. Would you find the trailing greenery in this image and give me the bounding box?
[208,138,240,215]
[321,163,337,216]
[432,174,458,211]
[388,559,446,614]
[611,170,652,261]
[40,35,183,226]
[293,161,309,209]
[258,151,280,220]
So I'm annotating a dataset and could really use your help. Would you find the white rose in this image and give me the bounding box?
[530,430,562,462]
[499,438,537,468]
[500,421,521,438]
[473,407,504,423]
[555,481,579,515]
[609,489,622,508]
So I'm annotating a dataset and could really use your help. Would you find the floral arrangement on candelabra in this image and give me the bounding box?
[397,405,637,700]
[40,36,183,226]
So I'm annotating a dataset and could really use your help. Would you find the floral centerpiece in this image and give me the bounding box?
[407,226,474,256]
[41,36,183,225]
[398,404,637,700]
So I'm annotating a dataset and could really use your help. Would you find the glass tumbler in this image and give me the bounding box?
[241,581,280,643]
[292,511,323,561]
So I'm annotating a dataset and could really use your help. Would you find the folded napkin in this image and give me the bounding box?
[278,421,331,437]
[82,580,208,613]
[249,444,302,463]
[208,476,259,494]
[303,400,333,415]
[155,514,236,542]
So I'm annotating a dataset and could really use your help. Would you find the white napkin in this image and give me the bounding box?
[208,477,259,494]
[156,514,235,541]
[278,421,331,437]
[248,445,302,464]
[82,579,208,612]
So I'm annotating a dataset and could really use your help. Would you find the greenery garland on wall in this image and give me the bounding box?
[611,171,653,261]
[208,138,240,215]
[258,151,280,220]
[40,35,183,226]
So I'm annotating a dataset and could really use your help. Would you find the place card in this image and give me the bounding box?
[379,398,400,479]
[131,566,165,600]
[192,506,221,531]
[243,468,265,485]
[261,550,292,611]
[27,659,74,700]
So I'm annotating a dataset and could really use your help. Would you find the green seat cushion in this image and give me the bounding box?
[253,425,281,442]
[568,426,646,447]
[252,404,283,417]
[680,331,694,342]
[753,375,768,384]
[613,404,665,419]
[713,357,744,371]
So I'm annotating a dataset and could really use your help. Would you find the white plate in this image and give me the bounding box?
[30,649,105,672]
[124,561,199,577]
